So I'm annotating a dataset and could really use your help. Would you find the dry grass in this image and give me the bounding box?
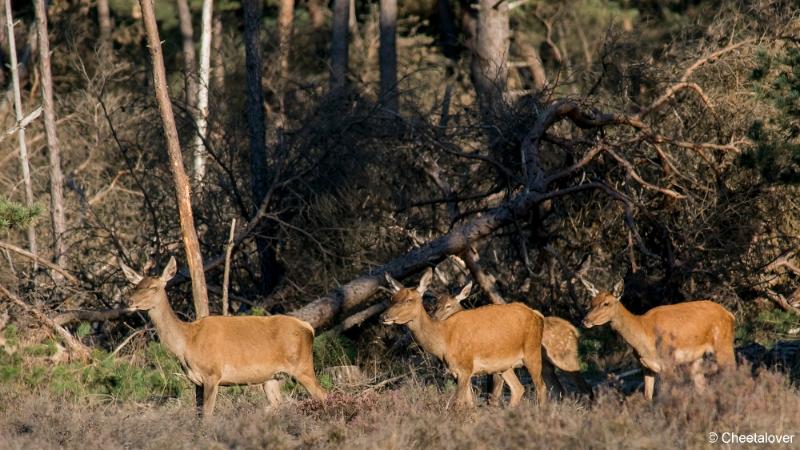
[0,365,798,450]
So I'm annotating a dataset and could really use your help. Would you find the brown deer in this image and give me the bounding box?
[581,281,735,400]
[119,257,327,416]
[381,269,548,408]
[432,283,593,400]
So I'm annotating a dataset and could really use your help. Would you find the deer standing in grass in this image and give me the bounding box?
[120,257,327,416]
[381,269,548,408]
[432,283,593,400]
[581,281,735,400]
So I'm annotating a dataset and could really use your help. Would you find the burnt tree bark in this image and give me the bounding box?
[435,0,459,64]
[139,0,210,318]
[330,0,349,91]
[243,0,282,294]
[470,0,509,112]
[34,0,67,267]
[379,0,398,114]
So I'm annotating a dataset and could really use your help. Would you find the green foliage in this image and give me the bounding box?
[76,322,92,339]
[743,46,800,183]
[0,342,188,402]
[3,324,19,349]
[736,308,800,346]
[249,306,268,316]
[313,331,356,369]
[0,198,41,231]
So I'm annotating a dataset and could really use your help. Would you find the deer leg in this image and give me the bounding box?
[500,369,524,407]
[194,384,204,416]
[292,371,328,401]
[566,370,594,399]
[262,379,283,408]
[691,359,707,393]
[643,371,656,401]
[542,360,564,399]
[489,373,505,406]
[202,378,220,417]
[455,371,475,408]
[524,345,547,406]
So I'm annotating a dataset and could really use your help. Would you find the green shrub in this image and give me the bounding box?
[313,331,356,369]
[0,198,41,231]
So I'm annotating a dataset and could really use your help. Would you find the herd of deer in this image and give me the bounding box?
[119,258,736,417]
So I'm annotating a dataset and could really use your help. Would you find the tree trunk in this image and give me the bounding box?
[5,0,37,262]
[243,0,281,294]
[379,0,398,114]
[212,12,224,93]
[330,0,349,91]
[0,0,8,87]
[138,0,209,319]
[34,0,67,267]
[289,188,546,329]
[435,0,459,63]
[97,0,112,49]
[277,0,295,126]
[516,32,546,93]
[191,0,213,184]
[175,0,197,109]
[470,0,509,112]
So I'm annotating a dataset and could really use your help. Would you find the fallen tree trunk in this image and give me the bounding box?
[289,188,542,329]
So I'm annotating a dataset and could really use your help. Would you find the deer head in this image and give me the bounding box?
[431,282,472,320]
[582,281,624,328]
[380,268,433,325]
[119,257,177,311]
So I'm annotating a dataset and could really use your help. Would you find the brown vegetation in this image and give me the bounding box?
[0,366,798,449]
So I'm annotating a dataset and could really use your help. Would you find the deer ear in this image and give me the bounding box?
[160,256,177,282]
[385,273,404,293]
[612,280,624,297]
[454,282,473,302]
[118,258,144,285]
[417,268,433,295]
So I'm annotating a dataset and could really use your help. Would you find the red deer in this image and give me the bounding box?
[120,257,327,416]
[381,269,547,408]
[582,281,735,400]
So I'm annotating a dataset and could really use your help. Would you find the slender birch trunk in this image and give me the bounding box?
[5,0,37,262]
[192,0,213,184]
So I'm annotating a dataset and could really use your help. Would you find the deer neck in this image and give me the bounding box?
[405,309,447,360]
[610,303,653,358]
[147,293,190,359]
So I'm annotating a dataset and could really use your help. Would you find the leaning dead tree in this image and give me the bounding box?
[139,0,210,318]
[288,93,743,329]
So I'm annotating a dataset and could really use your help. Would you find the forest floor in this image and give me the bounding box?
[1,363,798,450]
